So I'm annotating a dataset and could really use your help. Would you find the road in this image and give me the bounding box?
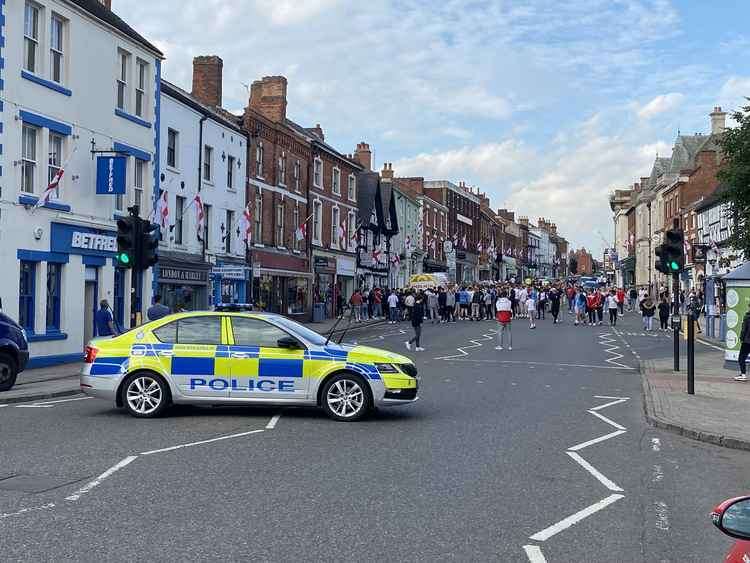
[0,309,747,562]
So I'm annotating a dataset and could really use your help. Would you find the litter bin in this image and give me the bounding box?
[313,302,326,323]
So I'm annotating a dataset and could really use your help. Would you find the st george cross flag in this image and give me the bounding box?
[684,237,691,258]
[294,222,307,242]
[337,221,346,246]
[238,204,252,242]
[156,189,170,230]
[193,194,205,242]
[404,235,412,251]
[461,234,467,249]
[34,168,65,210]
[372,247,382,263]
[391,253,401,267]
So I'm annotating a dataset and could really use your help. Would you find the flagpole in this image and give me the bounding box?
[33,145,78,212]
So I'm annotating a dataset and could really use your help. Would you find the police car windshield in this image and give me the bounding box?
[271,316,328,346]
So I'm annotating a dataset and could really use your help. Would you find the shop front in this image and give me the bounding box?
[156,252,211,312]
[337,256,356,311]
[211,261,249,306]
[456,252,478,284]
[314,256,337,319]
[503,256,518,280]
[250,250,311,319]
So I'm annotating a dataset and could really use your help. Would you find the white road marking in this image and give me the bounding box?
[587,409,626,431]
[65,455,138,501]
[654,501,670,530]
[31,396,91,406]
[590,397,629,411]
[0,404,9,408]
[529,494,625,542]
[140,429,264,456]
[651,438,661,452]
[652,464,663,483]
[566,451,624,492]
[13,404,55,408]
[696,338,724,351]
[523,544,547,563]
[266,415,281,429]
[0,502,56,520]
[436,358,635,370]
[568,430,627,451]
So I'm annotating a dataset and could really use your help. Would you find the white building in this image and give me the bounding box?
[158,69,248,311]
[1,0,163,366]
[390,184,420,287]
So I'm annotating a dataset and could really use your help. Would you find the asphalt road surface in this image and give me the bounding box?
[1,310,747,562]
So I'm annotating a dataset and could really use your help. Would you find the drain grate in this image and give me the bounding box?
[0,475,85,493]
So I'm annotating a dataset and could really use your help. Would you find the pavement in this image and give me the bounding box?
[1,309,748,561]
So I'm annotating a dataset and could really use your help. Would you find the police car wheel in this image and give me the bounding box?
[322,374,371,421]
[121,372,169,418]
[0,353,18,392]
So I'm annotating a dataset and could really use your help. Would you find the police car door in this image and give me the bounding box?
[165,315,230,399]
[227,316,307,400]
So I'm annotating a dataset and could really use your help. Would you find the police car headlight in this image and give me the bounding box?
[375,363,399,373]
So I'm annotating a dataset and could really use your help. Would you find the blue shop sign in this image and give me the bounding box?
[51,222,117,257]
[96,156,126,195]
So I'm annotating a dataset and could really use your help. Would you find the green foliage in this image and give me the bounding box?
[717,100,750,256]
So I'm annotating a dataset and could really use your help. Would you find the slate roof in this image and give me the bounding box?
[70,0,163,57]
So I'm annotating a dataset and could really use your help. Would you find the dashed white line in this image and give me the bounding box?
[529,494,625,542]
[651,438,661,452]
[523,544,547,563]
[266,415,281,430]
[566,451,624,492]
[0,502,56,519]
[65,455,138,501]
[568,430,627,451]
[140,429,265,456]
[652,464,663,483]
[654,501,670,530]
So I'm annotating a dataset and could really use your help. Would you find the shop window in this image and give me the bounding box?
[254,194,263,243]
[286,278,308,315]
[46,263,62,331]
[231,317,289,348]
[275,203,284,247]
[292,205,300,251]
[134,159,145,210]
[19,261,36,331]
[21,124,38,194]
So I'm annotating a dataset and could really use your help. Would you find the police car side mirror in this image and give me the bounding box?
[277,336,301,349]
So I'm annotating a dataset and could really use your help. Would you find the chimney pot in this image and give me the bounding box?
[353,141,372,171]
[248,76,288,123]
[710,106,727,135]
[192,55,223,107]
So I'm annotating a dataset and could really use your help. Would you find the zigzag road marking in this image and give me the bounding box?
[433,329,497,360]
[598,332,631,369]
[524,396,629,560]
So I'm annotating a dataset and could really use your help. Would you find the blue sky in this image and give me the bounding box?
[120,0,750,255]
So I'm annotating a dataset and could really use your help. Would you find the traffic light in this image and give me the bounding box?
[138,219,160,269]
[655,228,685,274]
[116,216,138,269]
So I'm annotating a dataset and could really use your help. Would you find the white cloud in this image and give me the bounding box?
[254,0,340,26]
[718,76,750,113]
[637,93,684,119]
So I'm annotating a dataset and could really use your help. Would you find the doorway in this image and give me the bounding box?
[84,266,98,342]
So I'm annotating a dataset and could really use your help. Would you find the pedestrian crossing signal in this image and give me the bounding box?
[655,228,685,274]
[116,216,137,269]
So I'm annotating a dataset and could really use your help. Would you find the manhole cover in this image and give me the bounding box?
[0,475,84,493]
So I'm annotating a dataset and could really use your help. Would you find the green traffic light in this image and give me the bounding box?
[117,252,131,265]
[670,261,679,271]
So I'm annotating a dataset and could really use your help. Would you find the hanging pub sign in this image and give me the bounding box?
[96,155,126,195]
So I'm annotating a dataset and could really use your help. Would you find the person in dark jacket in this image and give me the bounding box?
[640,297,656,331]
[736,303,750,382]
[657,296,670,330]
[405,293,425,351]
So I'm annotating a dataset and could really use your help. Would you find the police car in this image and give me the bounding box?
[80,311,418,421]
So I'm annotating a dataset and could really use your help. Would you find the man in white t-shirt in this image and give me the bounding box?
[387,290,399,324]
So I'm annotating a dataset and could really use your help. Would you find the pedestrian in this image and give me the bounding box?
[616,287,625,316]
[147,295,170,321]
[495,290,513,350]
[537,288,547,320]
[350,289,363,322]
[517,286,528,319]
[567,285,576,314]
[373,287,383,319]
[484,288,494,320]
[658,296,670,330]
[427,288,439,324]
[628,287,637,312]
[459,287,470,320]
[526,288,537,329]
[575,289,587,326]
[586,290,598,326]
[549,286,561,324]
[471,286,483,321]
[735,302,750,382]
[641,296,656,331]
[597,287,607,325]
[405,292,425,352]
[445,287,456,323]
[387,290,399,324]
[405,290,415,321]
[607,290,619,326]
[438,287,447,323]
[95,299,118,337]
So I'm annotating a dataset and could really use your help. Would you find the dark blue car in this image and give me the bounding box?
[0,312,29,391]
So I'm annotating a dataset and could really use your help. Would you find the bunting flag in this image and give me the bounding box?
[372,246,382,263]
[156,189,170,230]
[391,253,401,267]
[404,235,412,251]
[294,222,307,242]
[337,220,346,246]
[238,204,252,242]
[33,146,77,212]
[193,194,205,242]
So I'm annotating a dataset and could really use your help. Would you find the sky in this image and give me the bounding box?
[118,0,750,256]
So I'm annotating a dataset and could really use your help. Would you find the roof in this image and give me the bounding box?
[723,261,750,280]
[161,80,244,134]
[70,0,163,57]
[281,119,362,169]
[694,182,730,213]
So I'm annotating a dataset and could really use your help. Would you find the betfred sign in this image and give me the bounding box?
[71,232,117,252]
[51,222,117,257]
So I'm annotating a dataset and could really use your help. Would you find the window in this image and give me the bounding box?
[50,14,64,84]
[278,152,286,186]
[46,263,61,331]
[331,206,340,247]
[21,124,38,194]
[135,60,147,118]
[313,157,322,188]
[19,261,35,331]
[292,205,300,251]
[275,203,285,247]
[332,167,341,195]
[167,129,178,168]
[48,132,63,198]
[154,317,222,345]
[116,50,129,111]
[225,210,234,254]
[347,211,357,248]
[232,317,291,348]
[254,194,262,243]
[313,200,322,244]
[114,268,125,328]
[134,159,144,210]
[227,156,235,189]
[294,160,300,192]
[425,208,430,228]
[174,195,185,244]
[203,204,211,247]
[255,142,264,178]
[203,146,213,182]
[348,174,356,201]
[24,3,39,73]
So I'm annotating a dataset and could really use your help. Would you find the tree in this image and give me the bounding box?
[717,101,750,257]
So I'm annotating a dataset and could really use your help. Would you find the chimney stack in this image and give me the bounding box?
[249,76,288,123]
[98,0,112,9]
[381,162,394,180]
[309,123,324,142]
[192,56,223,107]
[710,106,727,135]
[353,142,372,171]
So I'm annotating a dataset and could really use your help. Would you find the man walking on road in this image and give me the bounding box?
[387,290,399,324]
[405,292,425,351]
[495,290,513,350]
[735,302,750,382]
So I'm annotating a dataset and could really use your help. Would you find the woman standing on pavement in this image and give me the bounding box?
[405,292,425,352]
[641,296,656,331]
[735,302,750,382]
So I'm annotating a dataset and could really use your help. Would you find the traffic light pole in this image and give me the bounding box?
[673,271,680,372]
[129,206,142,329]
[687,304,695,395]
